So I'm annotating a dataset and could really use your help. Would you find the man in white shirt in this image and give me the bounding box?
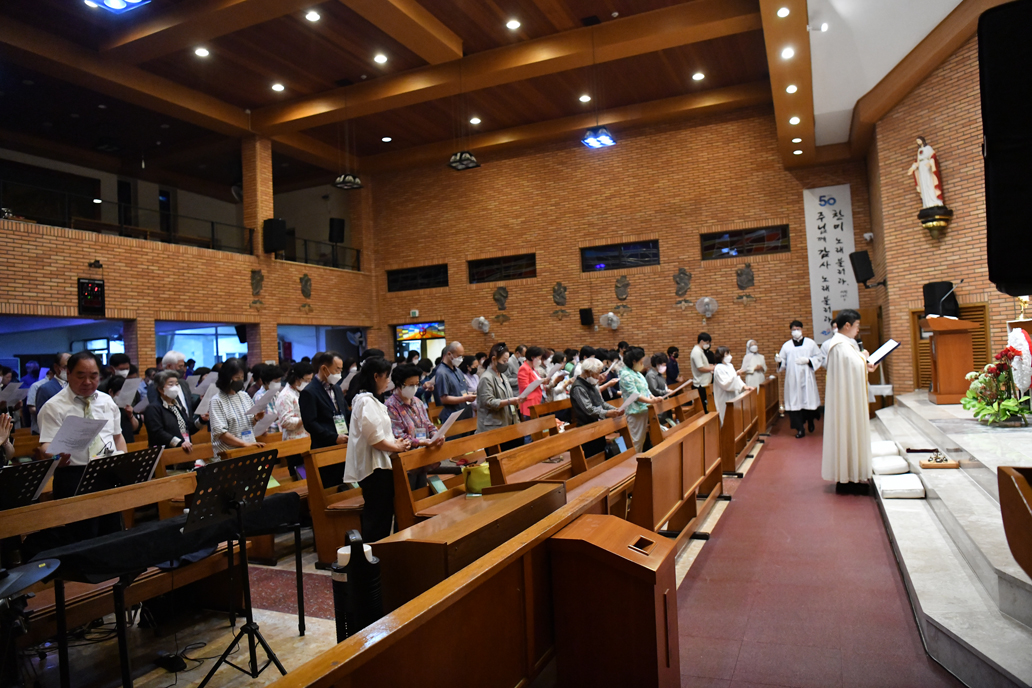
[148,350,195,416]
[690,333,716,413]
[776,320,823,438]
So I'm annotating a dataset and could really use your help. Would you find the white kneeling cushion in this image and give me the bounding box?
[876,473,925,499]
[871,440,899,457]
[872,454,910,475]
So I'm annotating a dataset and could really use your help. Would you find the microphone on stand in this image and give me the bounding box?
[938,278,965,316]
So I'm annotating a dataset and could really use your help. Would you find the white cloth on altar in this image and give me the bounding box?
[778,337,822,411]
[822,333,872,484]
[713,362,746,425]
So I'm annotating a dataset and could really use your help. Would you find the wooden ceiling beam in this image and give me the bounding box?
[252,0,762,135]
[101,0,318,64]
[339,0,462,64]
[271,132,357,173]
[360,81,772,173]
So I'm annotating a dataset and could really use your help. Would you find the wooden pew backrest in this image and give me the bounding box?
[303,446,364,565]
[220,436,311,461]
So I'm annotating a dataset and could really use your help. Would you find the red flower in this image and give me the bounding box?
[988,365,999,376]
[998,361,1009,373]
[996,352,1003,361]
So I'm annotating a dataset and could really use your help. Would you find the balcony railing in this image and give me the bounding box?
[281,237,361,271]
[0,179,254,255]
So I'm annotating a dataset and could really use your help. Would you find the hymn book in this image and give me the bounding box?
[867,339,901,366]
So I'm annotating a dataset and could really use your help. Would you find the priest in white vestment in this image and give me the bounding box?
[822,309,877,493]
[776,320,822,438]
[713,346,754,425]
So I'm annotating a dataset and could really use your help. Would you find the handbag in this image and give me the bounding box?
[463,462,492,495]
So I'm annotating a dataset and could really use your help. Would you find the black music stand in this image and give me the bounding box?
[73,446,164,495]
[185,451,287,687]
[0,459,57,510]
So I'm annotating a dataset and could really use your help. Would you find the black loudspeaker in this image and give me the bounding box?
[579,308,594,326]
[329,217,346,244]
[235,325,248,344]
[980,1,1032,296]
[848,251,875,285]
[923,282,960,318]
[262,218,287,254]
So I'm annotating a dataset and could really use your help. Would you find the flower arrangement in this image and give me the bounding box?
[962,346,1030,425]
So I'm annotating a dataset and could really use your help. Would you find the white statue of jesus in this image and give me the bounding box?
[907,136,944,208]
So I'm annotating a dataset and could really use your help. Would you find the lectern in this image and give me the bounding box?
[919,317,978,404]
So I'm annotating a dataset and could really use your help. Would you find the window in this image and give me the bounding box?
[700,225,790,260]
[580,240,660,272]
[467,254,537,284]
[387,264,449,292]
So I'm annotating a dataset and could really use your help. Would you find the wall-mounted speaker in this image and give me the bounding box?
[262,218,287,254]
[235,324,248,343]
[980,1,1032,296]
[329,217,346,244]
[848,250,875,285]
[579,308,594,326]
[77,278,105,317]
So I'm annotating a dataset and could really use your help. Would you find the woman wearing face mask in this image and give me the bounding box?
[618,347,662,451]
[386,364,446,488]
[740,339,767,388]
[517,346,550,419]
[144,370,198,452]
[343,357,412,542]
[571,358,625,456]
[476,344,522,446]
[276,362,313,441]
[459,356,480,397]
[646,352,670,397]
[209,358,265,458]
[714,346,755,426]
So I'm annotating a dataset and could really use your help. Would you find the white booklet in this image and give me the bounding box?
[518,376,545,401]
[430,410,461,444]
[618,392,640,412]
[46,416,107,456]
[195,383,219,416]
[867,339,901,366]
[245,383,280,416]
[667,379,693,396]
[113,381,138,408]
[251,410,279,437]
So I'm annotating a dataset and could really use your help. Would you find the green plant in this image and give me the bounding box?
[962,346,1030,426]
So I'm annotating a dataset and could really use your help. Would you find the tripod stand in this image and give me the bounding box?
[184,452,287,687]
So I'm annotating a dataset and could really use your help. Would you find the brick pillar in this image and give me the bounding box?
[241,135,274,256]
[123,316,155,369]
[246,323,280,367]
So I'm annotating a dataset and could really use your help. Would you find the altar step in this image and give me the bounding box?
[872,406,1032,688]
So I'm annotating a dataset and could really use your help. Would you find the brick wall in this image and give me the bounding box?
[870,36,1015,393]
[367,105,875,388]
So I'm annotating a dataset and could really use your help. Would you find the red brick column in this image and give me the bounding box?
[241,136,278,366]
[123,317,155,369]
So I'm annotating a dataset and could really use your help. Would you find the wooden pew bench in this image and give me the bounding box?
[757,375,780,432]
[302,446,364,567]
[629,411,722,556]
[390,417,556,531]
[264,487,608,688]
[719,389,760,475]
[647,390,701,447]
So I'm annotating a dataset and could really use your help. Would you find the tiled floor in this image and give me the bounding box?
[677,420,966,688]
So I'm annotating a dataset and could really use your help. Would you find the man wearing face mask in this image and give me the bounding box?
[506,344,527,390]
[666,346,682,386]
[98,353,132,394]
[714,346,755,425]
[147,350,195,417]
[33,352,71,419]
[300,350,350,486]
[571,357,626,457]
[434,342,476,424]
[690,333,715,413]
[776,320,823,438]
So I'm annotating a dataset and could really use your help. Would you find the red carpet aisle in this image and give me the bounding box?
[250,569,335,619]
[677,421,964,688]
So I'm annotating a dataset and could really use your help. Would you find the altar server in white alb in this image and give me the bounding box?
[713,346,754,425]
[822,309,878,492]
[776,320,822,439]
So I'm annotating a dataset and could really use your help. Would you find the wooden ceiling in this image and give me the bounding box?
[0,0,786,198]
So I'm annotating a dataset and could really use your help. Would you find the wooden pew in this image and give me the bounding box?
[487,416,634,487]
[372,482,567,611]
[646,390,700,447]
[12,434,39,459]
[219,436,310,461]
[391,417,556,531]
[628,411,722,556]
[125,440,149,452]
[446,415,478,437]
[302,446,364,567]
[757,375,780,432]
[264,487,608,688]
[153,443,215,520]
[527,398,571,437]
[719,389,760,475]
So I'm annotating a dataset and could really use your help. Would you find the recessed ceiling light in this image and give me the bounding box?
[792,137,802,143]
[786,84,798,94]
[381,136,392,142]
[506,19,520,30]
[194,47,209,57]
[374,54,388,64]
[781,47,795,59]
[271,83,285,91]
[789,116,800,125]
[777,7,790,17]
[579,94,591,103]
[160,123,170,129]
[305,10,320,21]
[469,117,481,125]
[92,198,102,204]
[821,22,829,32]
[84,0,99,6]
[692,72,705,81]
[793,149,803,155]
[97,104,107,109]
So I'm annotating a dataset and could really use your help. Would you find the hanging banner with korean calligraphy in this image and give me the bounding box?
[803,184,859,345]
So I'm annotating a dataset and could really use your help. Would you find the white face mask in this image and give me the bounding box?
[401,385,417,399]
[657,365,667,374]
[164,385,181,399]
[116,369,129,378]
[349,366,358,373]
[587,375,599,386]
[296,380,309,391]
[57,370,67,382]
[328,372,342,385]
[723,355,733,365]
[702,342,710,350]
[749,345,759,353]
[791,330,803,340]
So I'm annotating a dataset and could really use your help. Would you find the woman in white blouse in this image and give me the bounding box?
[739,339,768,388]
[343,357,411,541]
[275,362,314,441]
[713,346,755,426]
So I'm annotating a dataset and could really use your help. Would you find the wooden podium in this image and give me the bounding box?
[919,317,978,404]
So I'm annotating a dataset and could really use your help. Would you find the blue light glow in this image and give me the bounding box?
[581,126,616,148]
[91,0,151,14]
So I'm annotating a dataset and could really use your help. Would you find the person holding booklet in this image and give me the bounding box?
[713,346,755,425]
[209,358,265,459]
[618,347,663,451]
[386,364,446,489]
[571,358,625,458]
[822,309,879,494]
[475,344,523,447]
[144,370,198,452]
[517,346,551,419]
